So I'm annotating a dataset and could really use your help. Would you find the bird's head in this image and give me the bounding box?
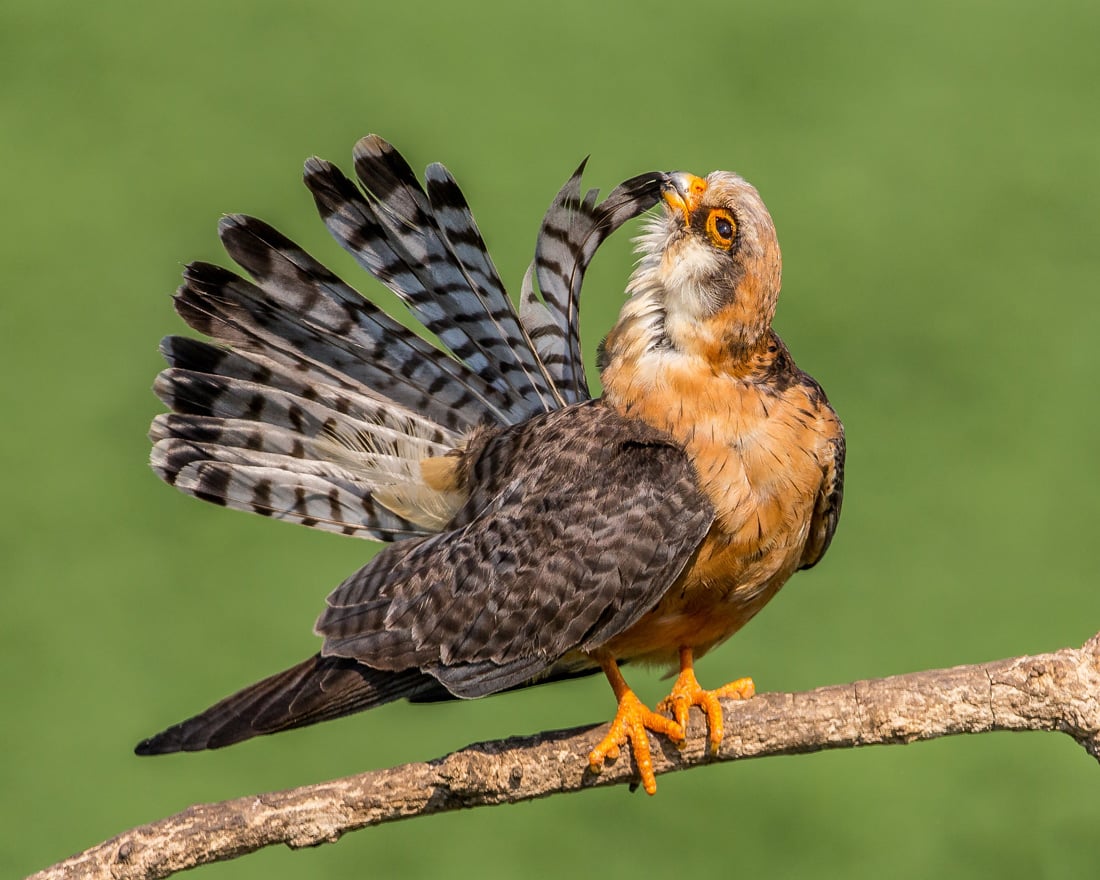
[624,170,782,364]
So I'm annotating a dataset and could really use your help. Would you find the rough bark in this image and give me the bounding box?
[28,633,1100,880]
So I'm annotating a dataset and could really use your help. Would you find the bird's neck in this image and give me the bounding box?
[601,323,777,419]
[601,313,809,543]
[599,277,781,415]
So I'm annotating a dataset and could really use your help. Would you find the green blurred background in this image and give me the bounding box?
[5,1,1100,877]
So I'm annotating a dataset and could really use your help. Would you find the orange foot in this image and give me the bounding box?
[588,656,682,795]
[589,688,683,795]
[658,647,755,754]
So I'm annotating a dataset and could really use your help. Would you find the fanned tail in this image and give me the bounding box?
[151,135,662,540]
[140,137,665,754]
[520,165,667,403]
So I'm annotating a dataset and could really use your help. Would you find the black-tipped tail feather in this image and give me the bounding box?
[134,655,440,755]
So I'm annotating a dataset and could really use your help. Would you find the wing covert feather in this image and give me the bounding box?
[314,400,714,697]
[798,428,845,570]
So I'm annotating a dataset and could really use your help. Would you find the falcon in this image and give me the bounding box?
[136,135,845,795]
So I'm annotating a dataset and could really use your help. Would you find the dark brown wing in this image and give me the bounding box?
[135,656,441,754]
[315,400,714,698]
[799,424,845,570]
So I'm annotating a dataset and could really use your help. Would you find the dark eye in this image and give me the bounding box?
[706,209,737,248]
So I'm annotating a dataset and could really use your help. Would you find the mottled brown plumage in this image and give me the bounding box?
[136,140,844,797]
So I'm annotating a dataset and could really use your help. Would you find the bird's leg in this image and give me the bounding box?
[657,647,755,754]
[588,654,683,795]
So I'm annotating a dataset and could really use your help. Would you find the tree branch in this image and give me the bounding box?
[29,633,1100,880]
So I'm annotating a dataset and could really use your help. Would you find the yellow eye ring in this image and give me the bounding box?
[706,209,737,250]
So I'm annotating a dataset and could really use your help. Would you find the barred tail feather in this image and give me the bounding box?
[157,337,456,452]
[521,167,666,403]
[153,342,464,537]
[152,135,662,540]
[189,221,518,430]
[153,450,423,539]
[423,162,566,408]
[305,146,558,417]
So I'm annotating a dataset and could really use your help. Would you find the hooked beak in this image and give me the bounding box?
[661,172,707,225]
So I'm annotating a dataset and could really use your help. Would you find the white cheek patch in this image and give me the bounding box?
[659,238,723,320]
[621,213,737,359]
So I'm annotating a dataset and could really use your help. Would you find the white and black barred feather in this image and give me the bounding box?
[520,162,661,403]
[136,136,668,755]
[151,136,662,542]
